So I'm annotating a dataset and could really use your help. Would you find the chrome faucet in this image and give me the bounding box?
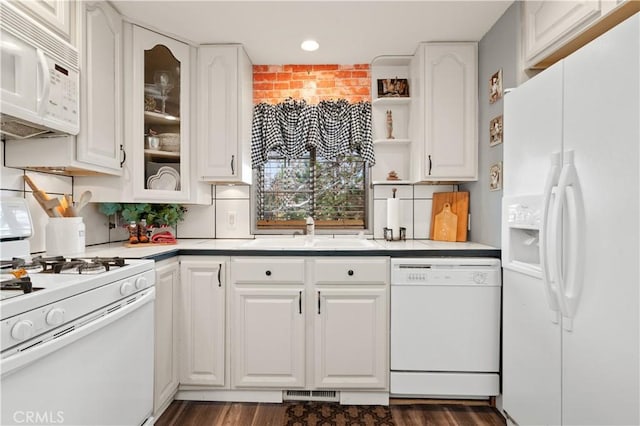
[305,216,315,237]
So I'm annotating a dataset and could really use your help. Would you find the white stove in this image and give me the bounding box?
[0,198,156,426]
[1,256,155,349]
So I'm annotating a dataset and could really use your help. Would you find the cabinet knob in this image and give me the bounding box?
[348,269,354,276]
[265,270,272,276]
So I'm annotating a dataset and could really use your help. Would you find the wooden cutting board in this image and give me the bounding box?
[124,241,177,248]
[433,203,458,242]
[430,191,469,241]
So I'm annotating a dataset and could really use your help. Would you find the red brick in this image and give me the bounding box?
[286,64,312,72]
[317,80,335,89]
[334,70,352,79]
[254,63,373,104]
[351,87,371,95]
[276,72,292,81]
[313,64,339,71]
[253,82,273,91]
[316,71,336,80]
[254,72,277,82]
[292,71,314,80]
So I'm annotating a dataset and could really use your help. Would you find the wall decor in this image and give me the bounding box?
[489,69,503,104]
[377,78,409,97]
[386,110,394,139]
[489,115,503,146]
[489,162,503,191]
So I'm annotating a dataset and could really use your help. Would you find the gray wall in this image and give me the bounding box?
[461,2,524,248]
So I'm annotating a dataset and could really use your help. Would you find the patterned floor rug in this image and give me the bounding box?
[284,402,396,426]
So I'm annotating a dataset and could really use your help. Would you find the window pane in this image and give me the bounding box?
[314,155,365,221]
[258,154,312,221]
[257,151,367,229]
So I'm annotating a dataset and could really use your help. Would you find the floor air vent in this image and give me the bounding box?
[283,390,339,402]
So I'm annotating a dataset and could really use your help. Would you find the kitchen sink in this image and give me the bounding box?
[311,239,378,249]
[240,238,313,249]
[240,238,378,250]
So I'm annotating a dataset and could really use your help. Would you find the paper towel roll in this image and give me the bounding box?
[386,198,400,240]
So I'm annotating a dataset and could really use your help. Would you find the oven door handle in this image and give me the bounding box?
[0,288,155,377]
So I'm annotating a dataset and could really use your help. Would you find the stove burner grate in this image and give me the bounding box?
[1,276,33,293]
[1,256,128,275]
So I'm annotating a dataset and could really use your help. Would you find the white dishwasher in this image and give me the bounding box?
[390,257,501,398]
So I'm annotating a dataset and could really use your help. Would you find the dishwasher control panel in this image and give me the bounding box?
[391,258,501,286]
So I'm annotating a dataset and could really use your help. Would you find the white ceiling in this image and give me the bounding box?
[112,1,514,65]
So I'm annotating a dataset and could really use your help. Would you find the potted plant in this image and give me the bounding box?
[99,203,187,230]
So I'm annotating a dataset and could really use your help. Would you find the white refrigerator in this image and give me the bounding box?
[501,13,639,426]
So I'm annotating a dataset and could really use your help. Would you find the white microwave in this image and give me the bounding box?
[0,2,79,139]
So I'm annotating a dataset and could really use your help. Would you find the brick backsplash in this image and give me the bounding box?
[253,64,370,104]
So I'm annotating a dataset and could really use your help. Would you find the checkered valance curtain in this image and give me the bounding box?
[250,98,374,168]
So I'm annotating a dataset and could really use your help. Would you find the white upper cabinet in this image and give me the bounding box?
[11,0,73,42]
[74,24,209,203]
[197,45,253,184]
[411,43,478,182]
[132,25,191,201]
[3,0,123,176]
[522,1,637,70]
[523,1,602,69]
[76,1,123,174]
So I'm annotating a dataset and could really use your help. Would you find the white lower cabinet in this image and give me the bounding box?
[232,287,306,387]
[230,256,389,391]
[312,258,389,389]
[153,258,180,418]
[179,258,227,387]
[314,288,388,389]
[230,258,306,388]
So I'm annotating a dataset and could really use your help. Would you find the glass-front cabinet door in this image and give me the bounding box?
[132,25,191,201]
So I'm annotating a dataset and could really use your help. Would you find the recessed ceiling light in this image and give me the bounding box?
[301,40,319,52]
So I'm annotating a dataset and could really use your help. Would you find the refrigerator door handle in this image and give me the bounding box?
[552,150,585,331]
[540,152,562,323]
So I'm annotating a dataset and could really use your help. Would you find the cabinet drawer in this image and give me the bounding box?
[312,258,389,285]
[231,258,305,284]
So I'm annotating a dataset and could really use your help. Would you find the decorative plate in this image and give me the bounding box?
[147,166,180,191]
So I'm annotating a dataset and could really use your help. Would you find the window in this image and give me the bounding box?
[256,149,368,230]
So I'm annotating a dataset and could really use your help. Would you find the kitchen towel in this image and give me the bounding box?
[386,198,400,240]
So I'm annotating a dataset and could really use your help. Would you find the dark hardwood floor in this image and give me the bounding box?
[156,399,506,426]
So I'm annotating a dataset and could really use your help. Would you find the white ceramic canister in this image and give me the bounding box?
[45,217,86,256]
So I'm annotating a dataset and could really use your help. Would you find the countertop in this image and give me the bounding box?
[82,238,500,261]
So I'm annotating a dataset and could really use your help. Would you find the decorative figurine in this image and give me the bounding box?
[387,170,399,181]
[386,110,394,139]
